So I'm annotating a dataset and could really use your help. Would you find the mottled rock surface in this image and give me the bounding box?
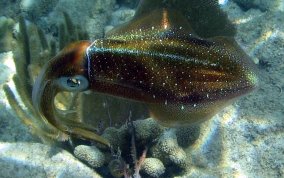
[0,142,102,178]
[232,0,284,11]
[0,0,283,178]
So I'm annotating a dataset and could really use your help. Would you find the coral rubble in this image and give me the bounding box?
[74,145,105,168]
[0,0,283,177]
[232,0,284,11]
[141,158,165,178]
[75,118,199,177]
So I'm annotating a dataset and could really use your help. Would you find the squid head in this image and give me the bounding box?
[32,0,259,145]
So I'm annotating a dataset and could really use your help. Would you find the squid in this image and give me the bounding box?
[32,0,258,146]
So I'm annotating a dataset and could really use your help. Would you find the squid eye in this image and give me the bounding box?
[57,75,89,92]
[67,78,81,88]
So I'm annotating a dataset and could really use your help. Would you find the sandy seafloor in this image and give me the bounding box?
[0,0,283,177]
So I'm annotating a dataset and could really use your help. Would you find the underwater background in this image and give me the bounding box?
[0,0,283,177]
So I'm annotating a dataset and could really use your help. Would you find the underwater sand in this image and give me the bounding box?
[0,0,283,177]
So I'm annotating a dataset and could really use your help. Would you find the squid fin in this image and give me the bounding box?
[147,102,225,127]
[126,0,235,38]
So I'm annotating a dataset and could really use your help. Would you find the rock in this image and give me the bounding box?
[0,1,21,18]
[101,126,128,150]
[180,167,220,178]
[0,1,283,177]
[232,0,283,11]
[110,7,135,26]
[116,0,139,8]
[176,125,200,148]
[20,0,59,20]
[108,158,126,178]
[34,0,116,40]
[141,158,165,178]
[0,142,102,178]
[74,145,105,168]
[151,129,187,169]
[134,118,165,144]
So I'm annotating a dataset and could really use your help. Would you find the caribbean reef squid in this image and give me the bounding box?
[32,0,258,146]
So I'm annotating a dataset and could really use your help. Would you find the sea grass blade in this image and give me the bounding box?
[63,12,77,42]
[37,27,49,50]
[19,16,31,65]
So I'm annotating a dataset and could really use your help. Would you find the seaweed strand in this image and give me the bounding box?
[19,16,31,65]
[37,28,49,50]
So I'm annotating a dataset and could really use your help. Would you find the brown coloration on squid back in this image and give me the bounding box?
[45,41,91,78]
[32,0,258,144]
[86,30,258,126]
